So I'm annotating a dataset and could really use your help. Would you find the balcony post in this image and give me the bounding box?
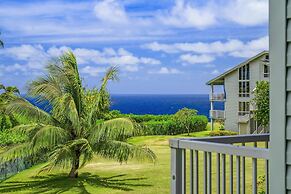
[171,147,186,194]
[211,84,214,131]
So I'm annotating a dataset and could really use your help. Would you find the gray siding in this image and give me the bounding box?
[270,0,287,192]
[224,71,238,132]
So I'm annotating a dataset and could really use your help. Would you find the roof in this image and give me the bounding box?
[206,50,269,85]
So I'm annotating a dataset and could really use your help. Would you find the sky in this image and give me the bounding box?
[0,0,269,94]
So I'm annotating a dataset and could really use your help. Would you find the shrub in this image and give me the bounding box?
[0,130,27,146]
[173,108,198,135]
[209,130,238,137]
[142,115,208,135]
[126,114,172,123]
[142,120,176,135]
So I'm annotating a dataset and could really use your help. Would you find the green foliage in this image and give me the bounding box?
[173,108,198,135]
[252,81,269,127]
[0,130,27,146]
[0,51,156,178]
[209,130,238,137]
[142,115,208,135]
[257,175,266,194]
[0,84,20,131]
[125,114,172,123]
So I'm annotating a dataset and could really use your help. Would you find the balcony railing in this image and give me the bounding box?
[210,110,225,120]
[170,134,269,194]
[210,93,225,101]
[238,113,250,123]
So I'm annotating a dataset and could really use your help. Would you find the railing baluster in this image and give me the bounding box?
[242,143,245,194]
[217,153,221,194]
[190,150,194,194]
[265,141,269,194]
[236,156,241,194]
[230,155,233,194]
[204,152,207,194]
[208,152,212,194]
[222,154,226,194]
[182,149,186,194]
[253,142,257,194]
[194,150,199,194]
[171,148,184,194]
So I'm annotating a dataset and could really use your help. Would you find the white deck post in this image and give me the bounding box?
[211,84,214,131]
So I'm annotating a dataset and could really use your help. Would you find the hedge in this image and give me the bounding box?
[209,130,238,137]
[126,114,172,123]
[142,115,208,135]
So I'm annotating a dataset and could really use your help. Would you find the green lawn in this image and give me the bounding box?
[0,128,266,194]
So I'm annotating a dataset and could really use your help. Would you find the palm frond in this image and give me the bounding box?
[40,138,93,173]
[5,97,56,125]
[59,51,84,115]
[0,143,32,162]
[93,140,157,163]
[52,93,80,132]
[90,118,139,142]
[28,75,63,104]
[31,125,70,152]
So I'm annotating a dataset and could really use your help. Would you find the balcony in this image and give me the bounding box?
[238,113,250,123]
[170,134,269,194]
[210,93,225,101]
[210,110,225,120]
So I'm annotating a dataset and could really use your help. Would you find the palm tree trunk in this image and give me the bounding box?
[69,150,80,178]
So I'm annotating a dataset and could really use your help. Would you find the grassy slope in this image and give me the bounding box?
[0,125,266,194]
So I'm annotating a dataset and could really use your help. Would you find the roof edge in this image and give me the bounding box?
[206,50,269,85]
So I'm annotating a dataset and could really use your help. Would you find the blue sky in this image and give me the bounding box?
[0,0,268,94]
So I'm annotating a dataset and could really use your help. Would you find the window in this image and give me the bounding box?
[239,101,250,116]
[264,64,269,78]
[238,64,250,97]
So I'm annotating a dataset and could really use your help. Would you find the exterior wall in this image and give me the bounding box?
[224,54,269,133]
[224,70,239,132]
[269,0,286,192]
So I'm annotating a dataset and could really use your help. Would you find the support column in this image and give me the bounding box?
[210,84,214,131]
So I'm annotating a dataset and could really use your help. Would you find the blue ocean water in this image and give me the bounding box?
[26,94,224,118]
[111,94,224,117]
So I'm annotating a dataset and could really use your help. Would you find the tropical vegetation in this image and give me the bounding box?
[0,51,156,178]
[252,81,269,128]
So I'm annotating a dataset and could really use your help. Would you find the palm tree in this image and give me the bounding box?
[1,51,156,178]
[0,84,19,130]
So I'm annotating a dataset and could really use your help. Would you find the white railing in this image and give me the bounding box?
[210,110,225,120]
[210,93,225,101]
[170,134,270,194]
[238,113,250,123]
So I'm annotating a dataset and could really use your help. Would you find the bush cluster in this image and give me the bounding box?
[104,108,208,136]
[209,130,237,137]
[0,130,27,146]
[142,115,208,135]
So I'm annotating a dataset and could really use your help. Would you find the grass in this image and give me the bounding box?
[0,126,266,194]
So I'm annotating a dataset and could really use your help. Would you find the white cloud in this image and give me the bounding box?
[149,67,183,74]
[0,45,161,76]
[80,66,107,77]
[143,36,268,58]
[222,0,268,26]
[211,69,220,75]
[229,36,269,57]
[158,0,217,29]
[180,54,215,65]
[94,0,129,24]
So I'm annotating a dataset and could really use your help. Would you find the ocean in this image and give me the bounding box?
[111,94,224,117]
[26,94,224,118]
